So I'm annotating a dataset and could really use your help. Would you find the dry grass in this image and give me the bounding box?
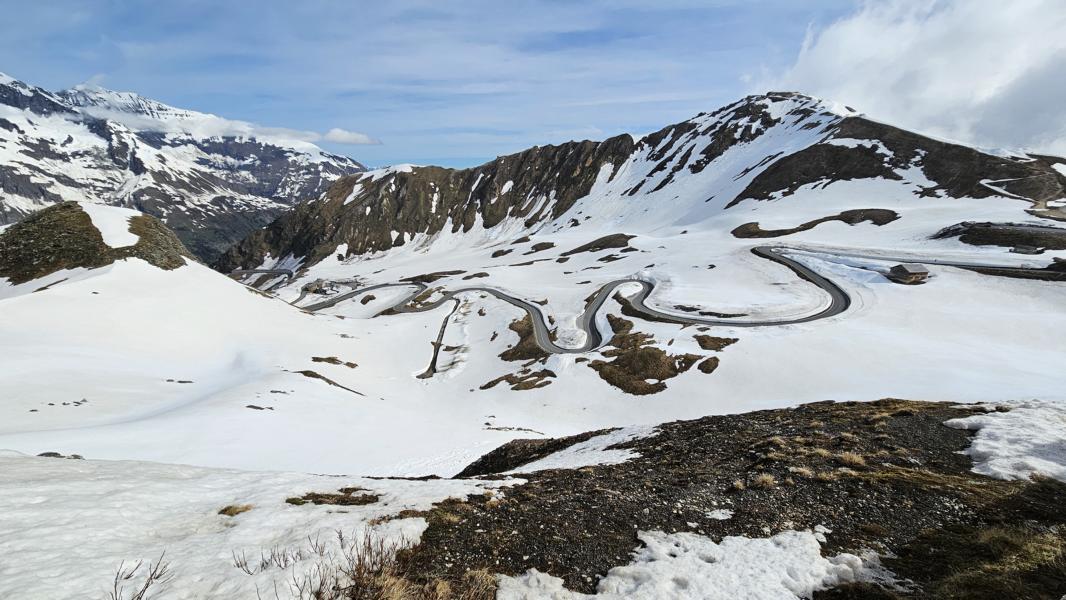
[227,530,496,600]
[752,473,777,489]
[219,504,253,517]
[731,479,746,491]
[810,448,832,458]
[788,466,814,478]
[838,452,867,467]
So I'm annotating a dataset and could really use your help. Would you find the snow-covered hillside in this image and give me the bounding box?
[2,92,1066,599]
[0,72,364,260]
[3,93,1066,478]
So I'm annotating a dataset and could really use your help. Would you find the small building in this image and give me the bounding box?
[888,263,930,284]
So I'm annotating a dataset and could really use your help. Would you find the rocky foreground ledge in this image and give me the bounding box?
[3,398,1062,599]
[389,398,1064,598]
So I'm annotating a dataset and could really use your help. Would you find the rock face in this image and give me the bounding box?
[214,136,636,272]
[0,202,192,285]
[0,73,364,262]
[216,92,1066,273]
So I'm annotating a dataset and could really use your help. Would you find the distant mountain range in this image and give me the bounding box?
[0,72,364,260]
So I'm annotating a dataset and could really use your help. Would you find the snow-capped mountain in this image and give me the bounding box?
[3,93,1066,598]
[0,72,364,260]
[216,92,1066,272]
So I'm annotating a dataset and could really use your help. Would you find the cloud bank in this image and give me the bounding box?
[765,0,1066,156]
[322,128,379,145]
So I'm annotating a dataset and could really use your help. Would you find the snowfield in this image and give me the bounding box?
[1,90,1066,598]
[0,453,513,600]
[79,202,141,247]
[946,400,1066,482]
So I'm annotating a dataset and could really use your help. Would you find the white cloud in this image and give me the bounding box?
[322,128,380,145]
[762,0,1066,156]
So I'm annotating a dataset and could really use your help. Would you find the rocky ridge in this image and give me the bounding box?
[215,92,1066,273]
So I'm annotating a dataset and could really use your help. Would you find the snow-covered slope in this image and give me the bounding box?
[3,93,1066,481]
[0,72,364,261]
[3,92,1066,600]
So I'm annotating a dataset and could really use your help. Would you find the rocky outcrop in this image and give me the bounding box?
[400,399,1066,598]
[0,202,192,284]
[214,135,636,271]
[734,116,1066,207]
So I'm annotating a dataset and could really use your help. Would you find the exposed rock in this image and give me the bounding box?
[456,429,616,477]
[215,134,636,272]
[732,117,1066,208]
[0,202,192,285]
[588,315,701,395]
[731,208,900,238]
[933,221,1066,250]
[402,399,1066,597]
[560,234,636,256]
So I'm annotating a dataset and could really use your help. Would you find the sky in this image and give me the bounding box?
[1,0,1064,167]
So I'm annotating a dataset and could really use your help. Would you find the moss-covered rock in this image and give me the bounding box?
[0,202,192,285]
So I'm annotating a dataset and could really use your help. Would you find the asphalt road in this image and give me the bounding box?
[238,244,1057,354]
[284,246,850,354]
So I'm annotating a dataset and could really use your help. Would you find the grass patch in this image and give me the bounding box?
[588,315,700,395]
[287,490,380,507]
[218,504,253,517]
[693,335,738,351]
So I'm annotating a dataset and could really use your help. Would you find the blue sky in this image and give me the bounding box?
[0,1,853,167]
[3,1,1065,166]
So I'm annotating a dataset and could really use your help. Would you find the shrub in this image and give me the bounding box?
[752,473,777,488]
[108,553,172,600]
[838,452,866,467]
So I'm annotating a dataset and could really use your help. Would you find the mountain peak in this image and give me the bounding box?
[57,84,206,123]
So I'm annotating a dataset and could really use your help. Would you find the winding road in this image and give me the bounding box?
[242,244,1059,354]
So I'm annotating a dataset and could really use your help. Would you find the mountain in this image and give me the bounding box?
[3,92,1066,598]
[0,72,364,261]
[215,91,1066,272]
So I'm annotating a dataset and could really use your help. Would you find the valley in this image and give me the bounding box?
[1,81,1065,599]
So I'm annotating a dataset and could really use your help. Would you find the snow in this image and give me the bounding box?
[60,84,340,162]
[945,400,1066,482]
[0,454,512,600]
[0,75,357,226]
[78,202,141,247]
[1051,163,1066,178]
[505,426,655,474]
[498,529,868,599]
[707,509,733,520]
[3,92,1066,483]
[361,164,416,182]
[342,183,364,205]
